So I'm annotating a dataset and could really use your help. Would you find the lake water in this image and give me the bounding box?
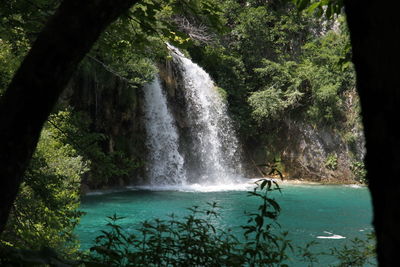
[75,181,374,265]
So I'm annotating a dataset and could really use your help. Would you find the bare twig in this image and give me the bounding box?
[172,16,216,44]
[86,55,133,84]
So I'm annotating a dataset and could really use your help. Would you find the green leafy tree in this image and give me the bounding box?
[188,0,327,138]
[247,18,354,126]
[1,112,89,255]
[248,60,304,122]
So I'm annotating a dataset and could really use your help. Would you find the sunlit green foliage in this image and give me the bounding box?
[249,60,304,122]
[247,20,354,126]
[292,0,344,19]
[0,1,54,96]
[1,111,88,255]
[87,0,226,88]
[189,1,323,136]
[190,0,354,137]
[350,161,367,184]
[231,5,311,64]
[299,22,354,124]
[325,153,338,170]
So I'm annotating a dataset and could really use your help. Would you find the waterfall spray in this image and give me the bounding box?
[143,76,186,185]
[168,44,243,184]
[143,45,243,186]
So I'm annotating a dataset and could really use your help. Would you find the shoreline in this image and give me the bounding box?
[81,177,367,196]
[271,178,366,186]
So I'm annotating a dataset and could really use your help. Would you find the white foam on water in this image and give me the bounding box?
[85,178,272,195]
[131,177,255,192]
[316,231,346,239]
[85,188,133,196]
[344,184,365,188]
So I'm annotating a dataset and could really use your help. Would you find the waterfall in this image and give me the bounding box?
[143,77,186,185]
[143,45,243,186]
[168,45,243,184]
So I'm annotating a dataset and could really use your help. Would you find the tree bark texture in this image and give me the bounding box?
[0,0,138,233]
[345,1,400,265]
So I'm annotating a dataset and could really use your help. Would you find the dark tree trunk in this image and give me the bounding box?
[345,1,400,265]
[0,0,138,233]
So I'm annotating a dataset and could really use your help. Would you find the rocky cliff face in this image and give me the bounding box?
[247,89,366,183]
[61,58,147,188]
[281,120,364,182]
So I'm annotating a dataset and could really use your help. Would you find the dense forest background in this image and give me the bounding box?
[0,0,367,261]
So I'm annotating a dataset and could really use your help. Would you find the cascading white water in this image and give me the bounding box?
[142,77,186,185]
[143,46,243,186]
[168,45,243,184]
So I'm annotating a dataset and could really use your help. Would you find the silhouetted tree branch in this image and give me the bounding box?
[0,0,138,233]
